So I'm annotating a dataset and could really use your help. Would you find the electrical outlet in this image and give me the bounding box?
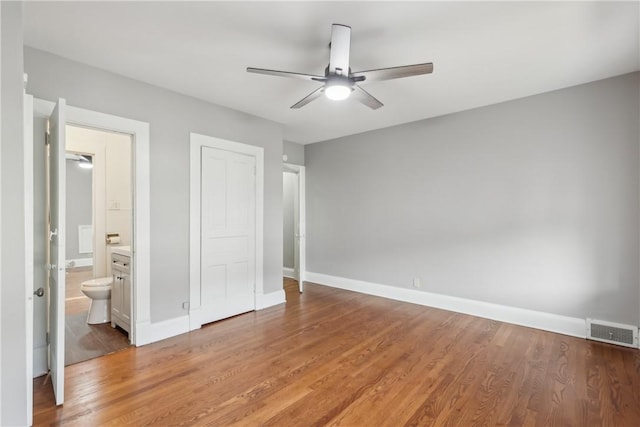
[412,277,421,288]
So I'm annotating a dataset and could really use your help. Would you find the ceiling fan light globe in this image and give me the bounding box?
[324,84,352,101]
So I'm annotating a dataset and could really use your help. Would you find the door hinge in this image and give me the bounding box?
[45,131,50,146]
[46,332,50,345]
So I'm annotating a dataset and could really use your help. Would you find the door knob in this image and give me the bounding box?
[34,287,45,297]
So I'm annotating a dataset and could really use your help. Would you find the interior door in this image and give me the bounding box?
[200,146,256,324]
[47,98,66,405]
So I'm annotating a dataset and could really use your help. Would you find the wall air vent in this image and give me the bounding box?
[586,318,638,348]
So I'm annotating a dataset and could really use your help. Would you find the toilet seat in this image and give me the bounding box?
[81,277,113,325]
[81,277,113,288]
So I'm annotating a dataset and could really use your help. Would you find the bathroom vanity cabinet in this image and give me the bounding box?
[111,252,131,334]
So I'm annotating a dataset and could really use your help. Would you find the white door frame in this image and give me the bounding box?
[282,170,298,280]
[189,132,264,331]
[24,92,34,426]
[33,98,150,346]
[283,163,306,292]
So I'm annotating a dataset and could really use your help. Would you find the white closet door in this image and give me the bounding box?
[200,146,256,324]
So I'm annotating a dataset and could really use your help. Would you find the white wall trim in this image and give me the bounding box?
[298,167,306,287]
[256,290,286,310]
[282,163,306,292]
[188,307,202,332]
[306,272,587,339]
[0,28,3,427]
[189,132,265,330]
[283,267,296,279]
[66,258,93,268]
[23,92,34,427]
[135,315,190,347]
[34,98,150,346]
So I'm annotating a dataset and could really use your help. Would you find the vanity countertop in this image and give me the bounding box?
[111,245,131,257]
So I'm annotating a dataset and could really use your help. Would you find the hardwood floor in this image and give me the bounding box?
[34,278,640,426]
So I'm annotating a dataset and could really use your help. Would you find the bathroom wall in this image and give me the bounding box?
[65,124,132,276]
[65,158,92,263]
[105,131,132,250]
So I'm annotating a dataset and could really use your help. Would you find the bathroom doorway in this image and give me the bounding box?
[63,125,133,366]
[282,164,306,294]
[31,97,150,405]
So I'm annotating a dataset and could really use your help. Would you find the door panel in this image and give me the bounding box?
[200,147,256,324]
[48,99,66,405]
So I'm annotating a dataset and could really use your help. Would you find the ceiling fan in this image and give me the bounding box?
[247,24,434,110]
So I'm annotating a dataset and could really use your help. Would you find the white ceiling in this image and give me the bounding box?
[23,1,639,144]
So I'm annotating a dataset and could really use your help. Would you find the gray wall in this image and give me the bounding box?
[1,2,28,425]
[306,72,640,325]
[283,140,304,166]
[283,172,296,269]
[25,47,284,323]
[65,158,92,261]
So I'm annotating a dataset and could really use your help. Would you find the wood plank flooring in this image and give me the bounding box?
[34,278,640,426]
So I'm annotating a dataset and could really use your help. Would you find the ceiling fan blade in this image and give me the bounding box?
[329,24,351,76]
[247,67,323,81]
[352,63,433,83]
[352,86,383,110]
[291,87,325,109]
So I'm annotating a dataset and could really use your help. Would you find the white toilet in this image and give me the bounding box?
[80,277,113,324]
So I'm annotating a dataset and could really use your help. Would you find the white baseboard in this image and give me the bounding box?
[141,291,286,346]
[135,315,190,346]
[283,267,296,279]
[256,290,286,310]
[66,258,93,268]
[33,345,48,378]
[306,272,586,339]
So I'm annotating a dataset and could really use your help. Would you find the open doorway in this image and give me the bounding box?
[63,125,133,366]
[30,97,150,407]
[282,163,306,294]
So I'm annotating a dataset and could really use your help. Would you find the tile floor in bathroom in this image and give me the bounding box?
[65,267,130,366]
